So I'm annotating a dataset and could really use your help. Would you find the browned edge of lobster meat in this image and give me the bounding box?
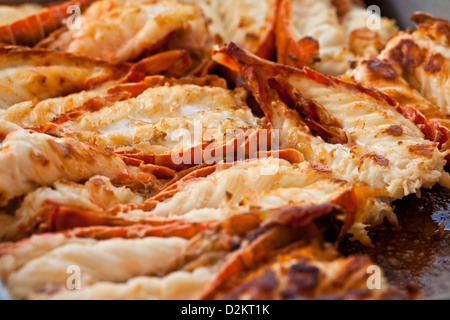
[213,42,450,153]
[276,0,320,69]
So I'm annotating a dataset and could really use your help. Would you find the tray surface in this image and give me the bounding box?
[340,186,450,298]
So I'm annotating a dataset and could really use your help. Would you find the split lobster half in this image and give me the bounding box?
[0,46,192,109]
[0,0,95,47]
[347,13,450,165]
[276,0,398,75]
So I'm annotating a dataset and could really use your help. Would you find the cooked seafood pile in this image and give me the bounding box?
[0,0,448,300]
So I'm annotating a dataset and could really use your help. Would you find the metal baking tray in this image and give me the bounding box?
[0,0,449,300]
